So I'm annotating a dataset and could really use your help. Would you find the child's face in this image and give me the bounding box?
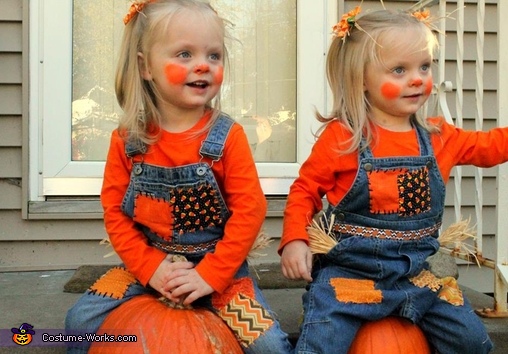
[140,10,224,116]
[363,28,433,129]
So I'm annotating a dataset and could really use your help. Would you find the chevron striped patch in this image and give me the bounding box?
[217,294,274,347]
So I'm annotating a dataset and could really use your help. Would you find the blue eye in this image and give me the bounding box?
[210,53,221,61]
[393,67,404,74]
[178,51,191,58]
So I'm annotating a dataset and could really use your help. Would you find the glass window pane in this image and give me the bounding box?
[72,0,124,161]
[212,0,297,162]
[71,0,297,163]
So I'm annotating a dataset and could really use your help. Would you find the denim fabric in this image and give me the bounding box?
[65,115,292,354]
[120,115,234,253]
[296,125,493,354]
[65,277,157,353]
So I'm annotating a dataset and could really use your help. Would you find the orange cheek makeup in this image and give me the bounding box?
[424,79,433,96]
[164,64,188,85]
[381,82,402,100]
[214,66,224,84]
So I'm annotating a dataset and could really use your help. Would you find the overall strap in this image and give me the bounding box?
[199,113,235,161]
[124,138,147,159]
[414,123,433,156]
[123,113,235,160]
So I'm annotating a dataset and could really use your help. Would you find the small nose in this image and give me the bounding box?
[409,78,423,87]
[194,64,210,75]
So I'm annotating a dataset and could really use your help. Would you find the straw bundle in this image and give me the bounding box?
[247,231,273,260]
[99,237,116,258]
[306,213,338,255]
[438,217,479,266]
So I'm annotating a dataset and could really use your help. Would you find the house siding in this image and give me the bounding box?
[0,0,116,270]
[0,0,23,210]
[0,0,502,294]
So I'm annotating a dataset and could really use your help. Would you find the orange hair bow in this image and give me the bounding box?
[124,0,154,25]
[411,9,431,22]
[332,6,361,40]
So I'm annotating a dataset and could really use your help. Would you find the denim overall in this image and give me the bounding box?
[296,125,493,354]
[65,114,293,354]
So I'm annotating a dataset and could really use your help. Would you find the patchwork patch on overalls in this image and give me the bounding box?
[134,193,173,240]
[409,269,442,292]
[170,182,224,235]
[409,269,464,306]
[438,277,464,306]
[212,278,274,347]
[329,278,383,304]
[133,181,224,240]
[397,166,431,216]
[368,166,431,216]
[88,267,137,300]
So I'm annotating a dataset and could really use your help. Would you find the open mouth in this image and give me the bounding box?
[187,80,209,89]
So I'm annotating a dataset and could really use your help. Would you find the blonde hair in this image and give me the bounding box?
[115,0,229,144]
[318,9,440,153]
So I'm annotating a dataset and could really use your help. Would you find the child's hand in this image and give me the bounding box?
[281,240,313,282]
[148,255,194,300]
[164,268,214,306]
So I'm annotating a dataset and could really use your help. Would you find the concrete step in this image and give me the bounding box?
[0,267,507,353]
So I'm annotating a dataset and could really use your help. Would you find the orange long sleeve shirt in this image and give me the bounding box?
[101,113,267,293]
[280,117,508,252]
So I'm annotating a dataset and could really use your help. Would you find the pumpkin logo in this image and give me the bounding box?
[11,323,35,346]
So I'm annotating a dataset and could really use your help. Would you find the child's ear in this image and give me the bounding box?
[138,52,152,80]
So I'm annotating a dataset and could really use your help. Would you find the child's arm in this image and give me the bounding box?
[433,117,508,169]
[102,130,167,286]
[192,123,267,294]
[279,122,351,282]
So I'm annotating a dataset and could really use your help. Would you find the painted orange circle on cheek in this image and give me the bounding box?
[164,64,188,85]
[424,79,433,96]
[381,82,402,100]
[214,66,224,85]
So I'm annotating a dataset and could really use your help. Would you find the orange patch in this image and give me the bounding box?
[89,267,137,300]
[133,194,173,240]
[330,278,383,304]
[438,277,464,306]
[368,169,403,214]
[409,269,441,292]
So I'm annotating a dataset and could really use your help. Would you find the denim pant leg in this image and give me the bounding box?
[245,283,294,354]
[419,295,493,354]
[295,280,363,354]
[65,281,153,354]
[210,276,293,354]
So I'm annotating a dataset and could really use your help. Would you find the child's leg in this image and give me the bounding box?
[419,294,493,354]
[294,280,363,354]
[65,267,155,354]
[211,276,294,354]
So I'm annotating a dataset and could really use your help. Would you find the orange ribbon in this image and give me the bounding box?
[124,1,154,25]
